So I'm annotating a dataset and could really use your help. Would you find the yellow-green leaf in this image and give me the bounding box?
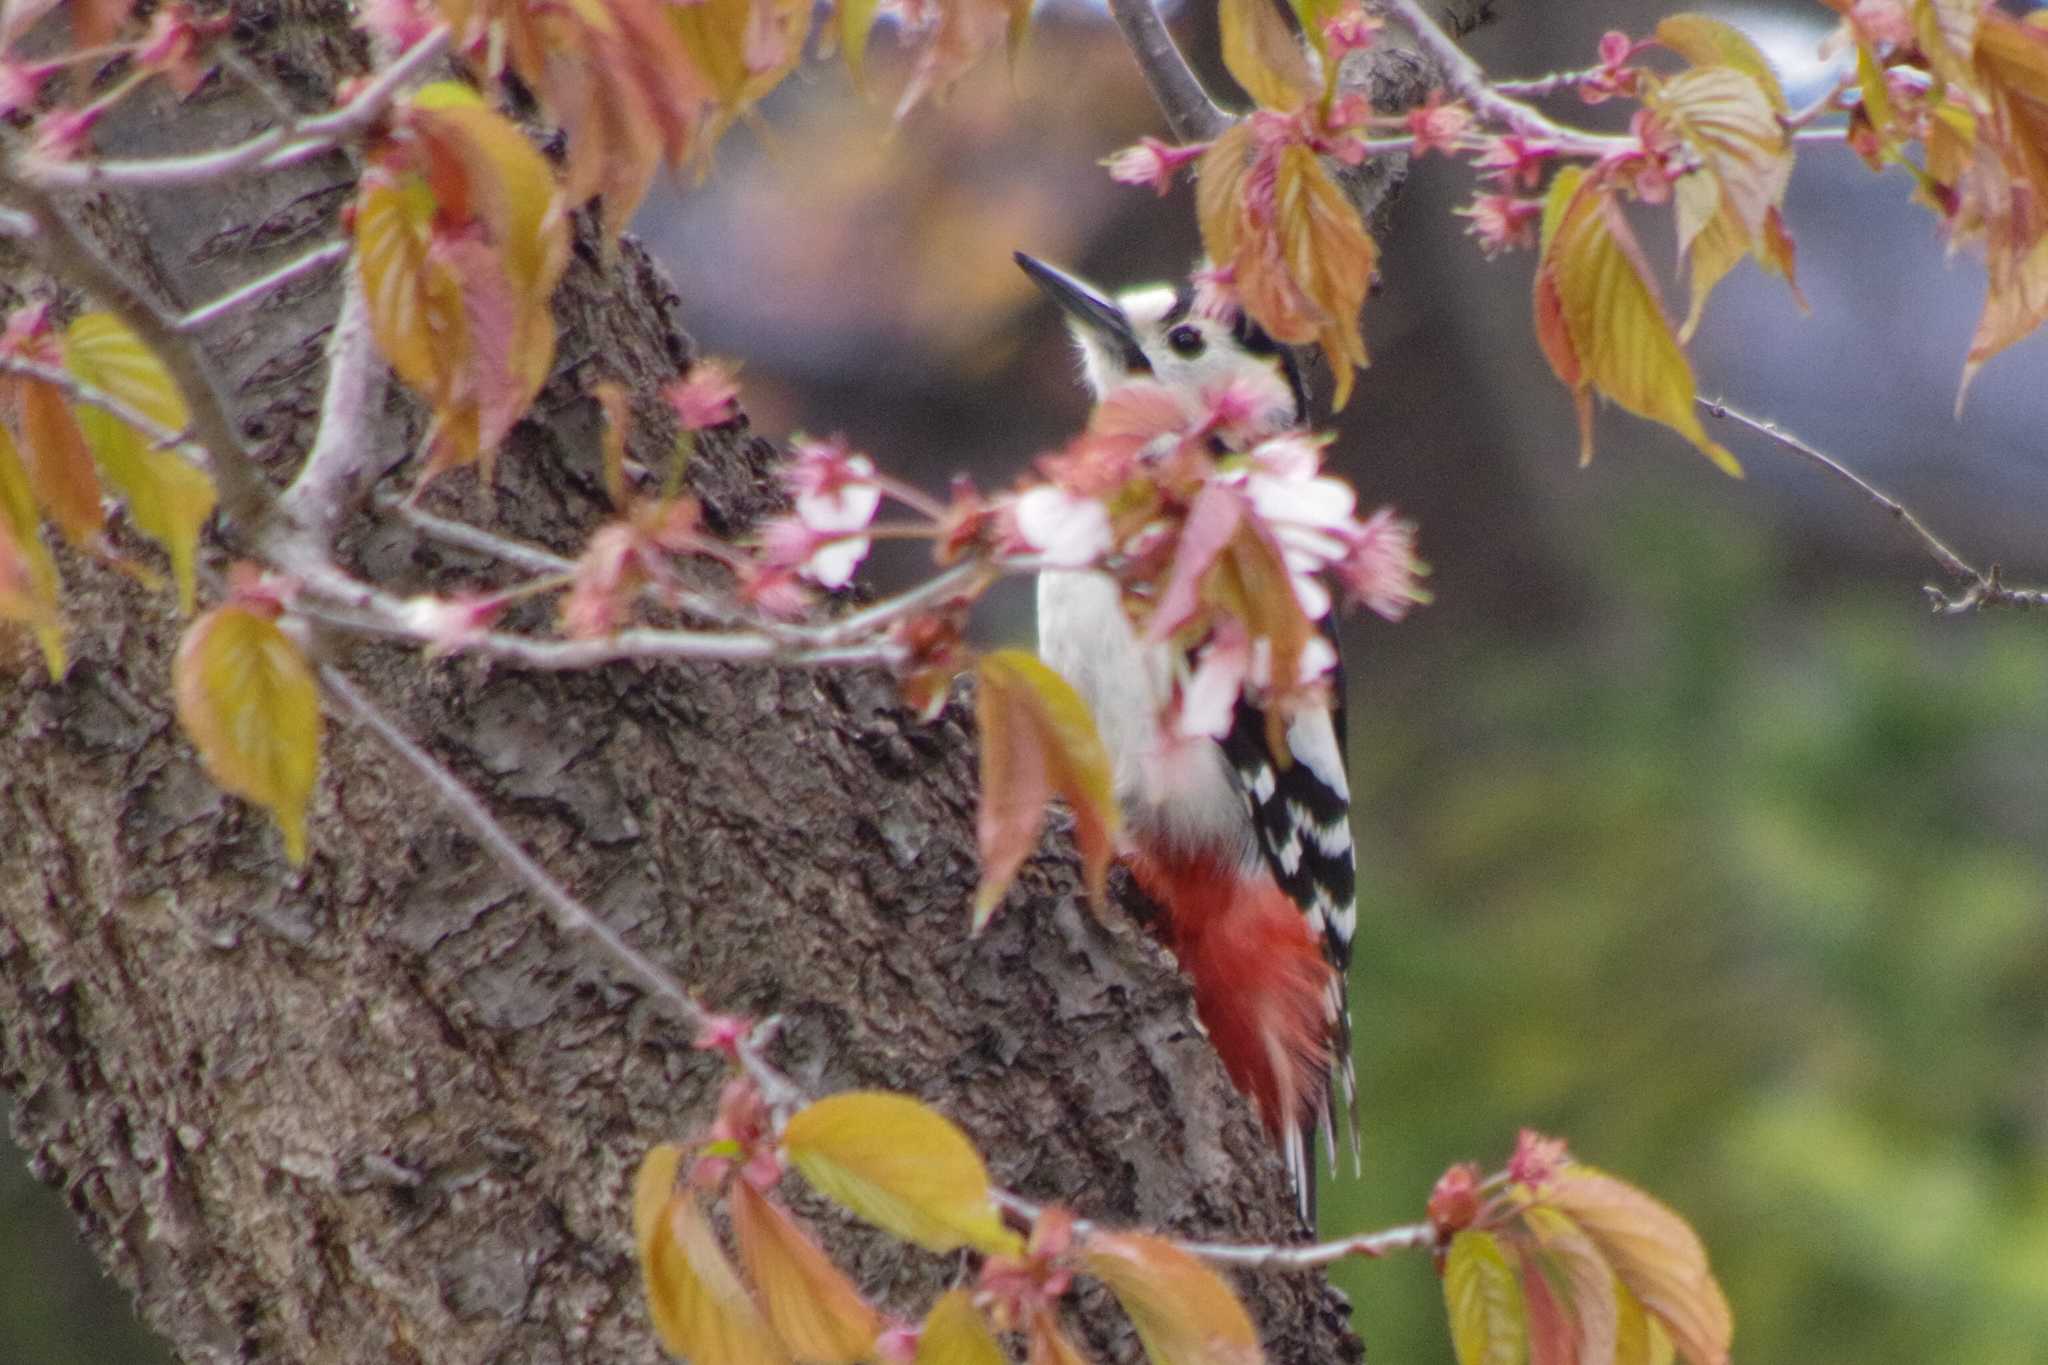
[1538,170,1741,477]
[1444,1230,1528,1365]
[1654,14,1784,110]
[732,1180,883,1364]
[1613,1280,1677,1365]
[173,605,321,863]
[638,1175,789,1365]
[1525,1205,1619,1365]
[783,1092,1021,1257]
[355,171,466,412]
[1220,0,1314,113]
[0,422,66,677]
[1543,1167,1730,1365]
[838,0,881,92]
[972,647,1120,929]
[62,314,214,609]
[916,1289,1006,1365]
[1081,1231,1264,1365]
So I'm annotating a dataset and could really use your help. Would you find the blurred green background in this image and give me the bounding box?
[7,1,2048,1361]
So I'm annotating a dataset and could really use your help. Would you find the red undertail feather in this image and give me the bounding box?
[1130,847,1335,1167]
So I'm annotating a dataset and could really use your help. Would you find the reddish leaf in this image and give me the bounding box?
[1081,1231,1264,1365]
[1517,1244,1576,1365]
[1146,483,1245,645]
[16,378,102,545]
[972,648,1120,928]
[732,1181,883,1363]
[1543,1167,1730,1365]
[782,1092,1021,1257]
[174,605,322,863]
[1524,1207,1618,1365]
[1274,143,1376,409]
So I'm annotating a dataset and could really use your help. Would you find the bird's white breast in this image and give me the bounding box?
[1037,569,1259,868]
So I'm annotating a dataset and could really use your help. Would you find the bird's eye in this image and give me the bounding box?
[1167,324,1206,357]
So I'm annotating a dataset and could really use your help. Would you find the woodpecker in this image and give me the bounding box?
[1015,252,1359,1222]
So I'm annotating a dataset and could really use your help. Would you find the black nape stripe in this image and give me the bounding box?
[1160,283,1196,327]
[1231,313,1311,424]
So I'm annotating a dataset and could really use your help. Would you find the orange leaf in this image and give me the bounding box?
[1537,168,1741,477]
[173,605,322,863]
[1543,1167,1731,1365]
[638,1179,790,1365]
[1220,0,1314,113]
[1443,1229,1528,1365]
[1524,1207,1618,1365]
[16,379,102,546]
[916,1289,1007,1365]
[732,1181,883,1364]
[972,648,1120,928]
[1204,519,1318,755]
[782,1092,1021,1256]
[0,421,66,677]
[356,170,468,416]
[1081,1231,1264,1365]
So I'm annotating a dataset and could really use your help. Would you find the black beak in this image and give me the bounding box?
[1014,251,1146,370]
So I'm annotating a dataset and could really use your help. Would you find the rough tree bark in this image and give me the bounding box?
[0,3,1364,1361]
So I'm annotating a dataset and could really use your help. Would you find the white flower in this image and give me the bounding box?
[1013,486,1112,567]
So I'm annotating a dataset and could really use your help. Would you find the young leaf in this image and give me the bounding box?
[0,422,66,677]
[173,605,321,863]
[916,1289,1007,1365]
[1524,1207,1618,1365]
[1516,1247,1574,1365]
[783,1091,1022,1257]
[1081,1231,1264,1365]
[1274,143,1376,410]
[1543,1167,1731,1365]
[1612,1280,1677,1365]
[640,1180,790,1365]
[1220,0,1314,113]
[1534,169,1741,477]
[1443,1229,1529,1365]
[1652,14,1785,110]
[356,171,466,416]
[732,1181,884,1364]
[972,648,1120,928]
[61,313,215,609]
[16,378,103,545]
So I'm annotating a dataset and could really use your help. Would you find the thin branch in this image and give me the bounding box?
[276,274,384,556]
[1382,0,1606,146]
[0,176,274,530]
[378,496,578,575]
[176,240,348,332]
[16,27,451,190]
[993,1188,1437,1268]
[1698,397,2048,613]
[1105,0,1232,143]
[316,662,802,1109]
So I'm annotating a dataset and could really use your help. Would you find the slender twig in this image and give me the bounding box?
[0,175,273,530]
[1491,66,1603,100]
[994,1188,1437,1268]
[176,240,348,332]
[1105,0,1232,142]
[378,496,577,575]
[316,662,802,1109]
[16,27,451,190]
[1699,397,2048,613]
[1382,0,1612,147]
[276,274,383,555]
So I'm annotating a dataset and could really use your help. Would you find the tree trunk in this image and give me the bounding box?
[0,4,1364,1361]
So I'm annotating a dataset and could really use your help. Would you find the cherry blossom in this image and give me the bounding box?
[663,359,742,431]
[1102,136,1207,197]
[1011,486,1111,568]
